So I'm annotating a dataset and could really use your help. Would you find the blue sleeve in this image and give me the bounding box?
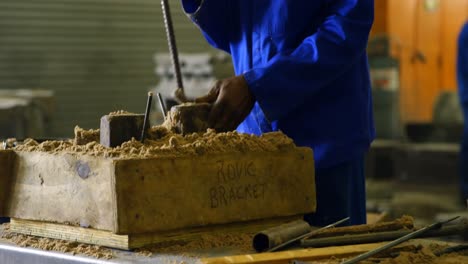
[243,0,374,121]
[181,0,231,53]
[458,23,468,101]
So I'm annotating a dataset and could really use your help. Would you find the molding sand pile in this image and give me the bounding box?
[14,125,297,159]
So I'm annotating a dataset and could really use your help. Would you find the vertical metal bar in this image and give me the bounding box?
[140,92,153,142]
[161,0,186,102]
[157,92,167,119]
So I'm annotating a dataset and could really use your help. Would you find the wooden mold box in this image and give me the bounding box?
[0,150,14,216]
[0,148,315,247]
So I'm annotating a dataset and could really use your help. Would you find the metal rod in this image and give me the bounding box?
[341,216,460,264]
[267,217,350,252]
[157,92,167,119]
[140,92,153,142]
[301,220,468,248]
[161,0,186,102]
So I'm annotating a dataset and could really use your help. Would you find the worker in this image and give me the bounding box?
[182,1,375,226]
[458,21,468,204]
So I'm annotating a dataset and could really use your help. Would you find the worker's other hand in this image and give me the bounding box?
[196,75,255,132]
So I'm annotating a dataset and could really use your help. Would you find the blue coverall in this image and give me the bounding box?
[458,22,468,202]
[182,0,375,226]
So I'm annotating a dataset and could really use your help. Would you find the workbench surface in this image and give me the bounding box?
[0,225,206,264]
[0,223,265,264]
[1,224,465,264]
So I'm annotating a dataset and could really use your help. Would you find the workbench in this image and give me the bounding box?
[1,224,464,264]
[0,224,198,264]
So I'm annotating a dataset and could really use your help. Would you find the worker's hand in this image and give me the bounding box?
[196,75,255,132]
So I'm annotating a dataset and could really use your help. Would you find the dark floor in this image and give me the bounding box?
[366,180,465,224]
[365,139,467,228]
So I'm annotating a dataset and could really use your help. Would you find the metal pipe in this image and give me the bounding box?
[253,220,311,253]
[252,217,349,253]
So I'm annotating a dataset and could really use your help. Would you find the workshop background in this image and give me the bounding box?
[0,0,467,222]
[0,0,228,138]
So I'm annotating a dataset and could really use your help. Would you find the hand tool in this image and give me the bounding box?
[160,0,211,134]
[340,216,460,264]
[161,0,186,103]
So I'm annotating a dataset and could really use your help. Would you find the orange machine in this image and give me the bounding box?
[371,0,468,123]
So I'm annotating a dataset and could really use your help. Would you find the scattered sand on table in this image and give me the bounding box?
[15,124,297,159]
[3,224,468,263]
[436,250,468,264]
[135,232,254,258]
[1,224,113,259]
[375,244,468,264]
[306,244,468,264]
[377,246,438,264]
[135,238,468,263]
